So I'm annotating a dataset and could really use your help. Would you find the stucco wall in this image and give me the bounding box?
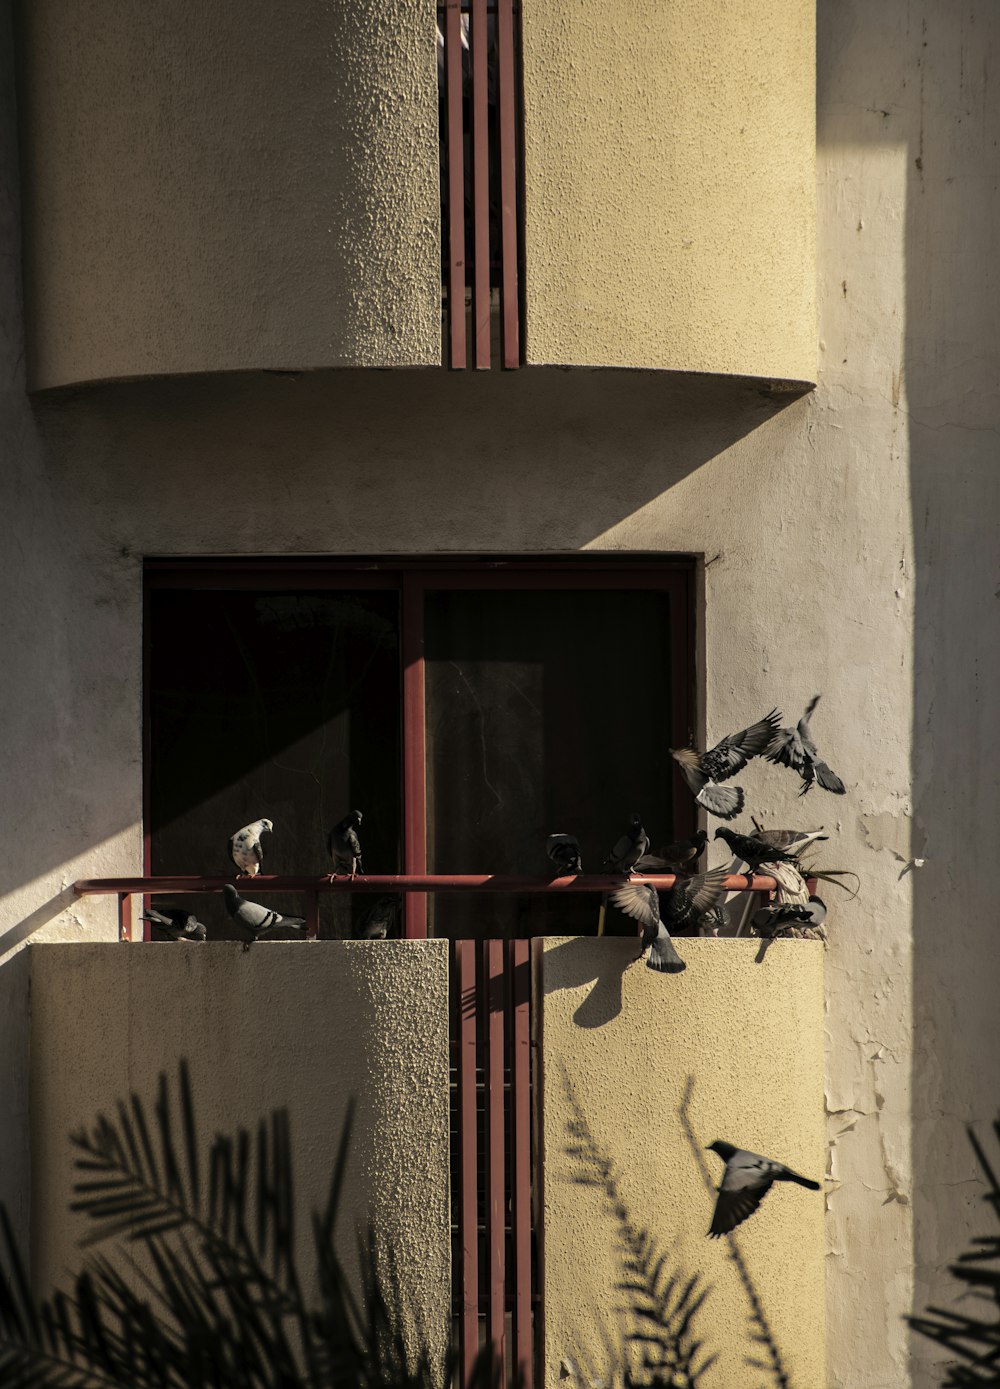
[539,935,826,1388]
[2,1,999,1385]
[22,940,451,1361]
[521,0,816,383]
[17,0,441,388]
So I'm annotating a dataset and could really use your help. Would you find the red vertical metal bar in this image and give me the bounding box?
[508,937,533,1388]
[456,941,480,1388]
[142,579,153,940]
[117,893,132,942]
[305,891,320,941]
[471,0,491,368]
[402,576,428,938]
[483,939,506,1374]
[444,0,467,368]
[496,0,520,367]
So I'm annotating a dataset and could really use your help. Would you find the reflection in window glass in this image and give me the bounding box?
[425,589,675,939]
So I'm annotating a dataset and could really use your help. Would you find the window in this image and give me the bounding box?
[145,561,694,939]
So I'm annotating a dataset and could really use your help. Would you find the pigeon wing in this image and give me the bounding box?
[609,882,660,932]
[141,906,173,928]
[664,867,729,926]
[709,1182,771,1237]
[695,783,745,820]
[671,746,707,794]
[813,760,846,795]
[235,897,273,930]
[702,710,782,783]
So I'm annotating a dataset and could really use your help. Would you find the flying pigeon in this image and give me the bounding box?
[670,711,782,820]
[222,884,306,940]
[714,827,803,881]
[604,817,650,875]
[635,829,708,873]
[546,833,583,875]
[228,819,273,876]
[766,695,846,797]
[706,1140,821,1237]
[356,895,399,940]
[611,866,730,969]
[328,810,364,878]
[141,905,207,942]
[751,896,828,942]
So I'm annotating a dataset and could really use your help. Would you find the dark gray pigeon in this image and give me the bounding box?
[751,896,828,941]
[714,827,803,880]
[222,884,306,940]
[670,710,782,820]
[766,695,846,797]
[611,866,730,969]
[327,810,364,877]
[635,829,708,873]
[546,832,583,875]
[748,821,828,856]
[228,818,273,876]
[706,1140,821,1237]
[141,905,207,942]
[604,816,650,874]
[355,895,399,940]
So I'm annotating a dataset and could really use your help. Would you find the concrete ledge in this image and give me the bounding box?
[538,936,825,1387]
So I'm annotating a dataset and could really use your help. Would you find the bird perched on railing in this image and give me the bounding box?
[706,1141,821,1237]
[327,810,364,878]
[228,818,273,876]
[748,822,829,857]
[670,710,782,820]
[141,905,207,942]
[612,866,730,971]
[604,816,649,875]
[634,829,708,874]
[714,826,804,882]
[766,694,846,796]
[222,884,306,942]
[546,832,583,875]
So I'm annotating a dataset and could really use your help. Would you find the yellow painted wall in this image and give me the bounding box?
[538,936,825,1387]
[24,941,452,1365]
[17,0,442,388]
[521,0,816,383]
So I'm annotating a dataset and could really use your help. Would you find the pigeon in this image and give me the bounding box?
[634,829,708,873]
[749,821,829,857]
[706,1140,821,1237]
[766,695,846,797]
[714,827,803,880]
[141,905,207,942]
[611,866,730,968]
[751,896,828,941]
[604,817,650,874]
[228,819,273,876]
[546,833,583,875]
[222,884,306,940]
[698,903,731,937]
[327,810,364,878]
[355,895,399,940]
[670,711,782,820]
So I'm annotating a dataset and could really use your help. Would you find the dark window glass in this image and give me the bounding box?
[424,589,675,939]
[149,589,400,938]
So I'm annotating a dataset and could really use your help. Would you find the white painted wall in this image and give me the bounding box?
[1,2,998,1384]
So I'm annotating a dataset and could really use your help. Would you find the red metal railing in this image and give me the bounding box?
[73,870,786,1389]
[438,0,523,369]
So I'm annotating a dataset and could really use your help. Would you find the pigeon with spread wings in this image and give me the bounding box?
[766,695,846,797]
[670,711,782,820]
[706,1141,821,1237]
[611,866,730,970]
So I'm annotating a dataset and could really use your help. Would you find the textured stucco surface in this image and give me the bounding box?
[539,936,826,1388]
[24,941,451,1359]
[17,0,441,388]
[520,0,816,382]
[2,1,1000,1383]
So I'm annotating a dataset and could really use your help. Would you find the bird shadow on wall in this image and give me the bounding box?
[541,935,634,1028]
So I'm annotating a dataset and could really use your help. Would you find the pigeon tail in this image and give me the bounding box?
[777,1169,821,1191]
[813,761,846,794]
[696,783,744,820]
[646,935,687,973]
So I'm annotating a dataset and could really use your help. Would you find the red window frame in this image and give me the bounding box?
[143,558,696,939]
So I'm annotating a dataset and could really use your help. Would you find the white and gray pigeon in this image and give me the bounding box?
[604,816,650,874]
[670,710,782,820]
[766,695,846,797]
[546,832,583,875]
[611,866,730,971]
[327,810,364,877]
[706,1140,821,1237]
[749,821,829,857]
[228,818,273,876]
[141,905,207,942]
[222,884,306,940]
